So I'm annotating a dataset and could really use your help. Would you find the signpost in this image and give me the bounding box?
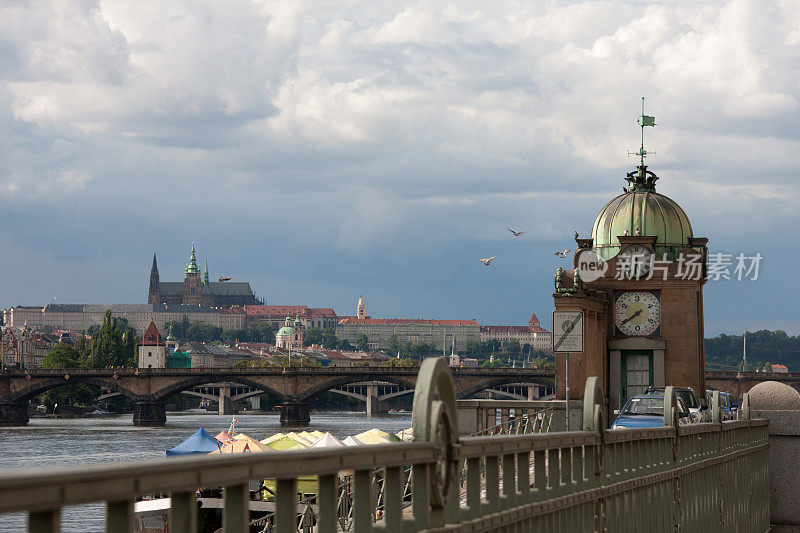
[552,311,584,430]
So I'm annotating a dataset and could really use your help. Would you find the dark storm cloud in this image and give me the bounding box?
[0,0,798,333]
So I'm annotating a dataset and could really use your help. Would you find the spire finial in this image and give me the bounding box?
[624,97,659,193]
[629,96,656,167]
[186,242,200,274]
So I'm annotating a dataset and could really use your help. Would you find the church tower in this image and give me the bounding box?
[148,253,160,304]
[183,243,203,306]
[553,100,708,416]
[357,296,365,319]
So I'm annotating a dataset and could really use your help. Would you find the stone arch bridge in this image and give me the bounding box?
[0,367,555,426]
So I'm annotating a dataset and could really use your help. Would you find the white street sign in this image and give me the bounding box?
[552,311,584,353]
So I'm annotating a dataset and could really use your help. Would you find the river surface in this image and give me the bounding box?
[0,410,413,532]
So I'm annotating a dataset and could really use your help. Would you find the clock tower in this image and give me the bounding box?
[553,102,709,414]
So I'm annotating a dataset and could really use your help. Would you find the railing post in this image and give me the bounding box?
[224,482,250,533]
[383,466,402,533]
[465,457,481,519]
[29,509,59,533]
[317,474,338,533]
[411,463,430,530]
[353,469,373,533]
[169,490,197,533]
[276,478,298,533]
[106,500,134,533]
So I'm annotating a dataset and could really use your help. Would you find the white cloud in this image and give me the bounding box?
[0,0,799,328]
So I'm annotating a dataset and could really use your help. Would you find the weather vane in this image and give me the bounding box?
[628,96,656,167]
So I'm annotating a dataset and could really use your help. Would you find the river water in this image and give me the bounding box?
[0,410,413,532]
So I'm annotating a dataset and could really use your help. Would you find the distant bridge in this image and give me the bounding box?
[0,366,555,426]
[705,370,800,398]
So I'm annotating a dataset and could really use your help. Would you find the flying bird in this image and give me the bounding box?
[554,249,571,258]
[479,257,497,266]
[507,229,525,237]
[219,277,233,282]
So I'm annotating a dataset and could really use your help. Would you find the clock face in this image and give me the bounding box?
[615,291,660,336]
[618,244,653,278]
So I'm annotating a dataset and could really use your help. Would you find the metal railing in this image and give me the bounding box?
[0,359,769,532]
[467,407,555,436]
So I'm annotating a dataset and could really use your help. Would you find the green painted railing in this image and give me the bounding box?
[0,358,769,532]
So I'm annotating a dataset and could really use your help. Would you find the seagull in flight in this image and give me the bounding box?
[507,229,525,237]
[479,256,497,266]
[554,249,571,258]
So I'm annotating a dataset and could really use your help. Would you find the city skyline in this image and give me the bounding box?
[1,2,799,335]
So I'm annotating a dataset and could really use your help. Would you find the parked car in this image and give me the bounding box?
[645,386,708,422]
[611,394,691,429]
[706,389,738,420]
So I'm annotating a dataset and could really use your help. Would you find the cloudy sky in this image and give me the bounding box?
[1,0,799,335]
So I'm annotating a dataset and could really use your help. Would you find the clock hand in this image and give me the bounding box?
[619,309,643,326]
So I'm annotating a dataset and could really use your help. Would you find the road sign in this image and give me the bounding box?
[552,311,584,353]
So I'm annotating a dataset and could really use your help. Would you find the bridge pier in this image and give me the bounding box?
[279,401,310,426]
[0,402,29,426]
[218,386,233,416]
[366,384,389,417]
[133,401,166,427]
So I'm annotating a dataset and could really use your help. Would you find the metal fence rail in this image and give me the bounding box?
[0,359,769,532]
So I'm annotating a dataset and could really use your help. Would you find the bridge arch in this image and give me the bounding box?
[152,376,284,403]
[455,376,555,400]
[296,375,417,402]
[9,377,140,403]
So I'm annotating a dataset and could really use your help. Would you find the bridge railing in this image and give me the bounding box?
[0,359,770,532]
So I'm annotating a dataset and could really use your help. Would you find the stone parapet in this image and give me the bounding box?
[748,380,800,531]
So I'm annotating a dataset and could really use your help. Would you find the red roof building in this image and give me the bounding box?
[141,321,164,346]
[243,305,340,330]
[336,317,480,352]
[480,314,552,352]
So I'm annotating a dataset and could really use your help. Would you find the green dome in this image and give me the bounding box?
[277,326,294,336]
[591,186,692,261]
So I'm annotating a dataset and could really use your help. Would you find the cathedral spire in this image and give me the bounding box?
[186,242,200,275]
[148,253,160,304]
[204,259,209,284]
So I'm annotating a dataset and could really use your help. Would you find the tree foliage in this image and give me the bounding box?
[164,319,276,344]
[89,311,138,368]
[355,334,369,351]
[303,328,341,349]
[705,330,800,371]
[381,357,418,367]
[43,343,86,369]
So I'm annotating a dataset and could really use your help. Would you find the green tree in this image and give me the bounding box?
[339,339,354,351]
[355,334,369,351]
[40,344,95,409]
[89,311,123,368]
[465,340,480,357]
[321,329,340,349]
[402,341,413,356]
[246,322,275,343]
[43,344,86,369]
[304,328,325,346]
[506,339,521,356]
[387,334,400,355]
[381,357,417,368]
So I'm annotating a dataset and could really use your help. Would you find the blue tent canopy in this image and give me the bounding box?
[166,428,221,456]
